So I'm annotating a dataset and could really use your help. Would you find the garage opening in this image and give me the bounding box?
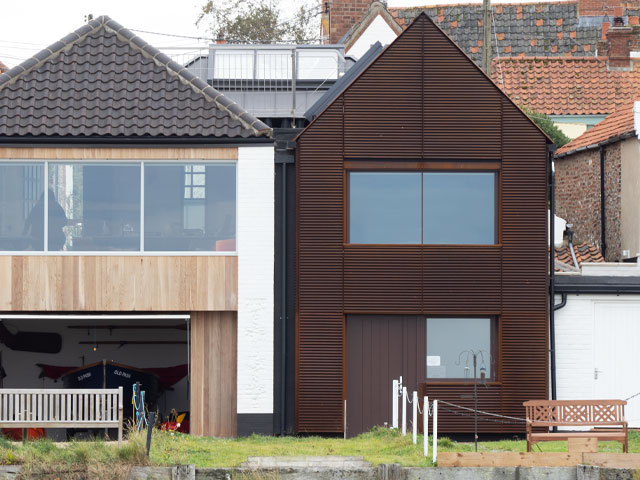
[0,313,190,440]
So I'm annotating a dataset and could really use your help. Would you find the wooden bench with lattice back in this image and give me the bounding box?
[523,400,628,453]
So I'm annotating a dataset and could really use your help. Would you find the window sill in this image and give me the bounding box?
[423,381,502,387]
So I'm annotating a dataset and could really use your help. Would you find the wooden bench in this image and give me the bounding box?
[523,399,628,453]
[0,388,123,445]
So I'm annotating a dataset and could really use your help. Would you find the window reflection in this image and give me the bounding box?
[0,164,44,251]
[144,163,236,252]
[48,163,141,251]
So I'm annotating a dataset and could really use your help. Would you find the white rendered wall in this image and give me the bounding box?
[346,14,398,59]
[237,145,274,415]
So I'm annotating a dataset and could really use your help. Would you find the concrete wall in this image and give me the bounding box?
[620,137,640,259]
[237,145,274,424]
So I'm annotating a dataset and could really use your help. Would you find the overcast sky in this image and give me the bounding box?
[0,0,532,68]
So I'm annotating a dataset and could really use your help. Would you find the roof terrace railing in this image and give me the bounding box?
[163,45,351,118]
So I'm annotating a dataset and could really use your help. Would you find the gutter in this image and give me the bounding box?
[555,132,634,158]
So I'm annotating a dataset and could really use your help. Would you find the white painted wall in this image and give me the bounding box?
[237,145,274,415]
[346,14,398,59]
[555,292,640,427]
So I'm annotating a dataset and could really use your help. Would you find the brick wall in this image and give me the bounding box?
[578,0,628,16]
[555,143,622,261]
[326,0,375,44]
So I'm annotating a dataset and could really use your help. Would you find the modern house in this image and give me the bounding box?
[0,16,275,437]
[295,13,551,436]
[555,100,640,261]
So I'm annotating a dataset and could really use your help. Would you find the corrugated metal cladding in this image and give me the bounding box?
[296,13,549,434]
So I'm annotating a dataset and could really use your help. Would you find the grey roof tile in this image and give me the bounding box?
[0,15,271,139]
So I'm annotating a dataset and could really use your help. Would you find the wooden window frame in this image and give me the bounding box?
[424,315,499,384]
[344,161,501,245]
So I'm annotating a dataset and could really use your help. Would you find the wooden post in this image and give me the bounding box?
[482,0,492,72]
[412,391,418,444]
[117,386,123,446]
[392,379,398,429]
[424,396,428,457]
[433,400,438,465]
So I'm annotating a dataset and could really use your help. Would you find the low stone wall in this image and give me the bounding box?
[1,464,637,479]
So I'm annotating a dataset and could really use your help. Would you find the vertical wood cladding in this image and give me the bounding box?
[296,14,549,433]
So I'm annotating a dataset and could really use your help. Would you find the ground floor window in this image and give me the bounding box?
[426,317,496,380]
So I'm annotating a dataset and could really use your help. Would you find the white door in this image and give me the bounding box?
[594,302,640,427]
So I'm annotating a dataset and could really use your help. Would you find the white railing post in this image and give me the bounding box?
[402,387,407,436]
[432,400,438,465]
[392,379,399,429]
[423,396,429,457]
[412,391,418,444]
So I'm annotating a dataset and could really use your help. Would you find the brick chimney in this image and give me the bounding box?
[322,0,377,44]
[0,61,7,74]
[599,11,636,68]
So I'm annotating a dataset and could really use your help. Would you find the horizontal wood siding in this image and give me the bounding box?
[296,14,549,434]
[0,256,237,311]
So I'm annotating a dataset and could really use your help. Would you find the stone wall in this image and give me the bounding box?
[555,142,622,261]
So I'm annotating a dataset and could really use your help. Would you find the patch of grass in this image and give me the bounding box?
[1,428,639,470]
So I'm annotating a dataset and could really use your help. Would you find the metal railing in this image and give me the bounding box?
[163,44,350,118]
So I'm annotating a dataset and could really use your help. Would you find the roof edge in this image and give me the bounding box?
[556,131,636,157]
[0,15,272,139]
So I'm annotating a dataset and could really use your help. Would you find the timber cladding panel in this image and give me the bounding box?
[190,311,237,437]
[0,256,237,311]
[296,14,549,434]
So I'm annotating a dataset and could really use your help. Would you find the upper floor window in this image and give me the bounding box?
[348,171,496,245]
[0,161,236,254]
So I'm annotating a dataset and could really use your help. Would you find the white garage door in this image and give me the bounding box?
[594,302,640,427]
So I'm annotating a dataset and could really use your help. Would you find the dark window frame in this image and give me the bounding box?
[345,166,500,245]
[424,315,499,383]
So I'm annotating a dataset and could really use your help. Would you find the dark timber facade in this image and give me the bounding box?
[295,13,550,436]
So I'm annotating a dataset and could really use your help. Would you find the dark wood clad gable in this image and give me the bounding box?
[296,13,548,434]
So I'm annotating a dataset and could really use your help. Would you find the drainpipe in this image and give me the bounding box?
[600,146,607,259]
[280,161,287,436]
[548,144,558,402]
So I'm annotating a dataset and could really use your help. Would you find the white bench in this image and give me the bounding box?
[0,388,123,445]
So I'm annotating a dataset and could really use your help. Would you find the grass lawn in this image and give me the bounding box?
[0,427,638,475]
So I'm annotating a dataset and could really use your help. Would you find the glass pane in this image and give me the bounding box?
[0,163,44,251]
[144,163,236,252]
[426,318,492,379]
[349,172,421,244]
[48,163,141,251]
[256,50,291,80]
[423,172,495,244]
[297,50,339,80]
[214,50,254,79]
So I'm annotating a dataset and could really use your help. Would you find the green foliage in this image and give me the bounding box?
[520,105,571,147]
[196,0,319,43]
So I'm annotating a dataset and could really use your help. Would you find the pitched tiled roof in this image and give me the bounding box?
[556,100,637,155]
[0,16,271,139]
[389,1,603,64]
[491,57,640,116]
[554,242,605,270]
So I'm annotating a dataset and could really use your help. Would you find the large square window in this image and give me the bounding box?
[349,172,421,244]
[426,317,494,380]
[144,163,236,252]
[48,163,141,251]
[423,172,495,244]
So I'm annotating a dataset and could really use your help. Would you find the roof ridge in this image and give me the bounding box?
[0,15,271,138]
[389,0,577,10]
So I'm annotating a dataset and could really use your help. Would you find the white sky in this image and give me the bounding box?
[0,0,533,68]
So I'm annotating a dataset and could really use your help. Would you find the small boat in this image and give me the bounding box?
[61,360,160,420]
